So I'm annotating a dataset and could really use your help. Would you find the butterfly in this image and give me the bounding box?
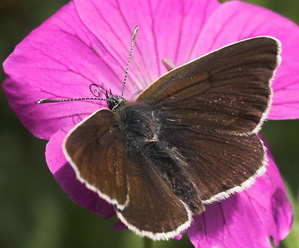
[38,27,281,240]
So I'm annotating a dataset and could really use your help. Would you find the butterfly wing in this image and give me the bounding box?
[63,109,128,209]
[137,37,281,135]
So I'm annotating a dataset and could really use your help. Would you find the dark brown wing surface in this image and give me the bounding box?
[116,158,196,240]
[64,109,128,209]
[159,122,266,204]
[137,37,280,135]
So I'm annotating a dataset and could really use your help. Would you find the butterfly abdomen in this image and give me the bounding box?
[117,103,203,213]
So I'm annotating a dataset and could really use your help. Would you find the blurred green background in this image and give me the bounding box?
[0,0,298,247]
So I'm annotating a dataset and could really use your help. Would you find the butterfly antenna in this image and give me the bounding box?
[36,84,109,104]
[36,27,138,104]
[121,25,138,98]
[36,97,108,104]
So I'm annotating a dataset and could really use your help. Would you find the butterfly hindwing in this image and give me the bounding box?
[63,109,128,209]
[137,37,280,135]
[158,117,266,203]
[116,157,195,240]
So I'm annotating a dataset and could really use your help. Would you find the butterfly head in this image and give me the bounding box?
[106,90,126,111]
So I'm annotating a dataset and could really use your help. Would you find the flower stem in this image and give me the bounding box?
[143,237,153,248]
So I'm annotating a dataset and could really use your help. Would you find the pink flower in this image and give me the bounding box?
[3,0,298,247]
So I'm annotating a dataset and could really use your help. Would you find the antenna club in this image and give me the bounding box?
[132,25,139,42]
[36,99,56,104]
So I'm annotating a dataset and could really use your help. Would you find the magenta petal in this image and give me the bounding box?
[46,126,114,218]
[187,143,293,248]
[271,188,293,243]
[74,0,221,92]
[190,1,299,120]
[3,1,132,139]
[114,221,127,230]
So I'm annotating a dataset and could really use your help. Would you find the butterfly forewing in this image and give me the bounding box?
[137,37,280,135]
[64,109,128,209]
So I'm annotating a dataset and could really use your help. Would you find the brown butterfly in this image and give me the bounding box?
[38,26,281,240]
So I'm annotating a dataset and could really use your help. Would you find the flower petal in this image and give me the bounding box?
[2,0,295,244]
[46,126,115,218]
[189,1,299,120]
[114,221,127,230]
[187,142,293,248]
[74,0,221,91]
[3,1,130,139]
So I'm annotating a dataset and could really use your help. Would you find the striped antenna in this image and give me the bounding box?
[36,26,139,104]
[121,25,138,97]
[36,97,108,104]
[36,84,108,104]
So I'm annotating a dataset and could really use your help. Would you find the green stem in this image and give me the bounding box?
[143,237,153,248]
